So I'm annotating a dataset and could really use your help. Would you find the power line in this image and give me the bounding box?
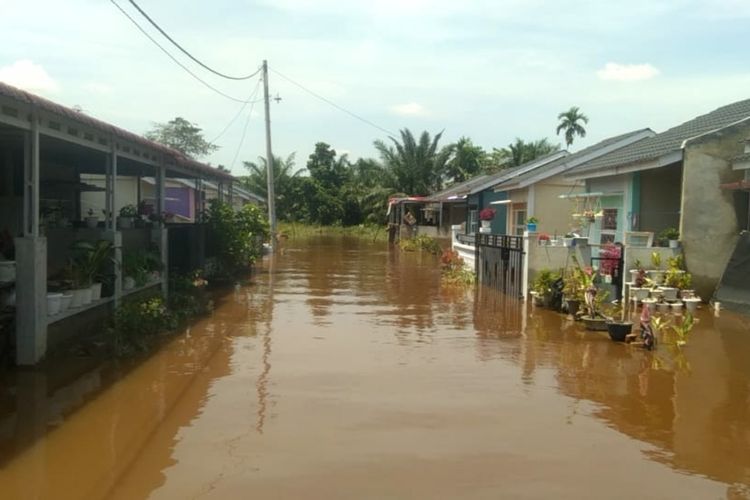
[110,0,255,104]
[127,0,261,81]
[269,67,397,137]
[230,85,263,170]
[209,78,263,146]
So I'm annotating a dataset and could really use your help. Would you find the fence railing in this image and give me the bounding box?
[476,233,525,298]
[456,233,475,246]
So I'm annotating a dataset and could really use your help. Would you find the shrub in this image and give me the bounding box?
[205,200,269,278]
[112,294,173,354]
[479,208,496,221]
[399,234,441,254]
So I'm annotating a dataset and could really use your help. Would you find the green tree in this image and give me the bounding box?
[444,137,485,184]
[306,142,351,191]
[556,106,589,147]
[374,128,451,195]
[504,138,559,167]
[145,117,218,159]
[241,153,302,220]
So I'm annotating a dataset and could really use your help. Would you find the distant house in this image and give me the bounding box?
[565,99,750,297]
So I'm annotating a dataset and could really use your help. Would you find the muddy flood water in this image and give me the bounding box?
[1,235,749,499]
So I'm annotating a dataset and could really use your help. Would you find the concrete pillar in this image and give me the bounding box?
[155,162,168,297]
[522,231,529,302]
[15,236,47,364]
[103,230,122,307]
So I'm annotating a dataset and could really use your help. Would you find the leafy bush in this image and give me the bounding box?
[399,234,442,254]
[112,294,173,354]
[205,200,269,278]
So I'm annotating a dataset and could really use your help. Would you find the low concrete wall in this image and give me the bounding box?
[450,226,475,270]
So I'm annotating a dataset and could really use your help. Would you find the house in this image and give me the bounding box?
[565,99,750,298]
[488,129,655,238]
[0,81,240,365]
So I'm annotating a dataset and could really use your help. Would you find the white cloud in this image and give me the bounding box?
[0,60,60,92]
[597,62,660,82]
[389,102,427,116]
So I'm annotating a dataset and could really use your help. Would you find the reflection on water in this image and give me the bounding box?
[0,235,748,498]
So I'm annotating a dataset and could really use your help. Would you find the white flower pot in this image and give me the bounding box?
[60,293,73,312]
[480,220,491,229]
[647,270,665,285]
[563,238,574,247]
[47,293,63,316]
[630,287,650,301]
[657,302,670,314]
[670,302,683,313]
[669,240,680,249]
[659,287,678,301]
[0,261,16,282]
[123,276,136,291]
[70,288,88,308]
[90,282,102,301]
[683,298,701,313]
[85,217,99,229]
[81,286,93,305]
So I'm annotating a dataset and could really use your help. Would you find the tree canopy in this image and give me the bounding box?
[556,107,589,148]
[374,129,452,195]
[145,117,218,159]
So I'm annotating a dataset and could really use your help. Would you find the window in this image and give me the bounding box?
[600,208,618,244]
[511,204,527,236]
[469,209,478,234]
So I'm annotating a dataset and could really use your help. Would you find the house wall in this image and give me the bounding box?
[533,176,585,237]
[680,123,750,298]
[470,190,508,233]
[585,174,631,245]
[639,163,682,235]
[80,175,138,216]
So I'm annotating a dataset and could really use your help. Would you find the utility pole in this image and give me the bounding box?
[262,60,277,249]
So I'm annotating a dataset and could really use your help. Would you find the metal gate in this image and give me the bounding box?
[475,233,525,298]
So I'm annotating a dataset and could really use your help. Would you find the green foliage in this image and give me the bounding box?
[556,106,589,147]
[651,251,662,269]
[144,117,218,159]
[68,239,115,288]
[532,269,561,296]
[205,200,269,278]
[659,227,680,244]
[123,247,161,286]
[504,138,560,167]
[112,294,173,354]
[374,128,451,195]
[119,204,138,218]
[399,234,442,255]
[444,137,485,184]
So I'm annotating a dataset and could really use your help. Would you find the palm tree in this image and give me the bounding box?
[374,128,451,195]
[556,106,589,147]
[444,137,485,184]
[503,138,560,168]
[241,153,301,200]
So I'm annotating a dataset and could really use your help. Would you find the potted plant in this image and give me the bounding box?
[538,233,551,246]
[562,266,584,316]
[659,227,680,248]
[119,204,138,229]
[85,208,99,229]
[66,259,92,308]
[562,232,576,247]
[479,208,495,233]
[629,268,650,302]
[122,251,146,290]
[605,302,632,342]
[526,216,539,232]
[629,258,643,282]
[531,269,560,307]
[647,251,665,285]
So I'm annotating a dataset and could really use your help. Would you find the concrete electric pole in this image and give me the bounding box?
[262,60,277,249]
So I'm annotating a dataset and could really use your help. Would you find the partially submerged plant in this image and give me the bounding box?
[650,251,662,270]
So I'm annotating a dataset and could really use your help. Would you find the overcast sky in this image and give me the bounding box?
[1,0,749,175]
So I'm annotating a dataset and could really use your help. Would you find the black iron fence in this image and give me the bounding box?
[475,233,525,298]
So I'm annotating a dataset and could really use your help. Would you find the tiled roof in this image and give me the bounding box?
[0,81,235,181]
[493,128,653,190]
[424,150,569,202]
[567,99,750,176]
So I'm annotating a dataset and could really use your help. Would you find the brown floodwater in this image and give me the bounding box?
[0,235,749,499]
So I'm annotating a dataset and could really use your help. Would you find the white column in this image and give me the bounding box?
[16,109,47,364]
[154,162,168,296]
[522,231,530,302]
[106,144,122,306]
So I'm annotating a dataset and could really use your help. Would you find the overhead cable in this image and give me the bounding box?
[127,0,261,81]
[270,67,397,137]
[209,78,263,146]
[110,0,255,104]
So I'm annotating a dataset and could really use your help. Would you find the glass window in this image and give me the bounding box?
[469,210,478,234]
[511,204,527,236]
